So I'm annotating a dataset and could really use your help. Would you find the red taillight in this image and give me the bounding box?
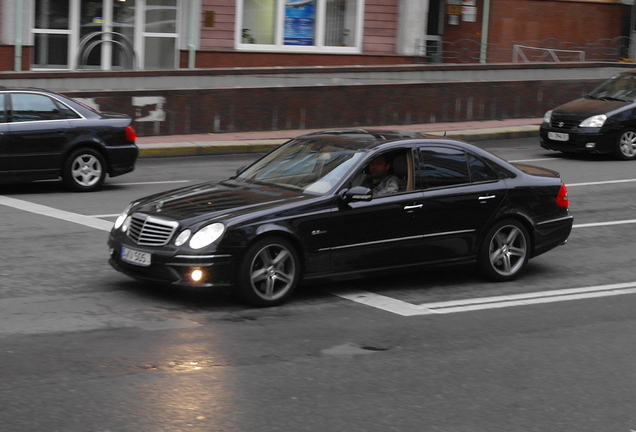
[556,183,569,208]
[125,125,137,142]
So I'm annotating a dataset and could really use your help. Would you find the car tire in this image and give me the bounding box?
[478,219,530,282]
[237,236,301,307]
[62,148,107,192]
[615,129,636,160]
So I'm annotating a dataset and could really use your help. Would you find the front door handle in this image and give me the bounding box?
[404,204,423,211]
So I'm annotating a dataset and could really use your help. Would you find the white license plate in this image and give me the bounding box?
[121,246,151,267]
[548,132,569,142]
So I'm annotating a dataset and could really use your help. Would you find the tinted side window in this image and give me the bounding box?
[467,153,499,182]
[11,93,64,122]
[55,100,81,119]
[418,147,470,188]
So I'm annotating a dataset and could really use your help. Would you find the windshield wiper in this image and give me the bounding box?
[588,95,629,102]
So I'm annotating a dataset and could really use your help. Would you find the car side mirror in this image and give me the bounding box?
[342,186,373,202]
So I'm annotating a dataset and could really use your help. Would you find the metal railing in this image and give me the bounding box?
[416,36,630,64]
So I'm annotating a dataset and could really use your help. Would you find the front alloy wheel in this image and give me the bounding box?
[62,148,106,192]
[478,220,530,281]
[616,129,636,160]
[237,236,300,307]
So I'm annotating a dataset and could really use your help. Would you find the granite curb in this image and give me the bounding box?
[137,124,541,158]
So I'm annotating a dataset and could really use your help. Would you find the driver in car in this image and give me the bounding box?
[362,155,400,197]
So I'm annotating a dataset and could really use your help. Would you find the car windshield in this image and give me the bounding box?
[235,138,366,195]
[587,74,636,102]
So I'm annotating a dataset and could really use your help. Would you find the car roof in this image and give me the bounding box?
[293,128,427,150]
[0,86,62,95]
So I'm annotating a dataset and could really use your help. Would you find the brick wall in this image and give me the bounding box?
[63,77,602,137]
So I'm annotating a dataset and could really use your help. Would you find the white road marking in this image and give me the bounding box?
[115,180,190,186]
[568,178,636,187]
[0,195,113,232]
[334,282,636,316]
[574,219,636,228]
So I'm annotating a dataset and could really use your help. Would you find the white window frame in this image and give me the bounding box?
[235,0,364,53]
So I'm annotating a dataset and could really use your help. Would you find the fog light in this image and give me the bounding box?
[585,143,596,149]
[191,269,203,282]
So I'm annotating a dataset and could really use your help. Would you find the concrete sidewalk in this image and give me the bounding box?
[135,118,543,157]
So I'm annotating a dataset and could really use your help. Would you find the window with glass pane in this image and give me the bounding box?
[113,0,137,68]
[33,34,69,68]
[144,37,176,68]
[80,0,106,67]
[146,0,177,33]
[324,0,356,47]
[242,0,276,44]
[35,0,70,29]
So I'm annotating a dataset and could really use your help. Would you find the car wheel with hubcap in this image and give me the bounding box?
[62,148,107,192]
[615,129,636,160]
[478,219,530,281]
[237,236,301,307]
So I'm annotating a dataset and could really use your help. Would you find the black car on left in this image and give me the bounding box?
[109,129,573,307]
[0,88,138,191]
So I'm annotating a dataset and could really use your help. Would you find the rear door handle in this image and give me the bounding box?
[478,195,496,201]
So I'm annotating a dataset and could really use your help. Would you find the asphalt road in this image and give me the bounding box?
[1,136,636,432]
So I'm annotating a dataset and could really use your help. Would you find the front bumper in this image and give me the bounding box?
[108,237,235,288]
[539,124,617,154]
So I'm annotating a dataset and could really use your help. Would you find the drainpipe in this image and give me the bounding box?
[188,0,199,69]
[15,0,23,71]
[479,0,490,64]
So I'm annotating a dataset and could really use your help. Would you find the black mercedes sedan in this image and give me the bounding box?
[109,129,573,306]
[540,70,636,160]
[0,88,138,191]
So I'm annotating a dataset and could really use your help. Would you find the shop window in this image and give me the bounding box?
[237,0,362,52]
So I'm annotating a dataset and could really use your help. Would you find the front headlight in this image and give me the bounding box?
[189,223,225,249]
[579,114,607,128]
[543,110,553,124]
[114,204,132,230]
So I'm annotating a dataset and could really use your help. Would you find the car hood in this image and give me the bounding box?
[553,97,631,118]
[133,180,313,222]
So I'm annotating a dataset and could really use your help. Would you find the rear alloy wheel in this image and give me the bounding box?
[62,148,106,192]
[478,219,530,281]
[615,129,636,160]
[237,236,300,307]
